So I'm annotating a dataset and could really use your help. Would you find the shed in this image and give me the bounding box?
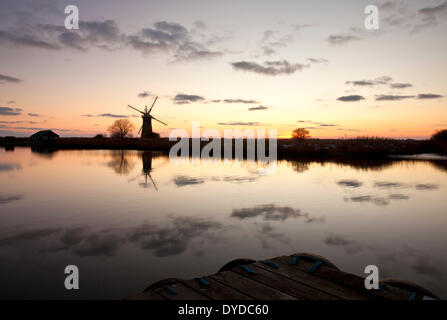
[30,130,59,142]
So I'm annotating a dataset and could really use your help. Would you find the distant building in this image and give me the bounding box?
[30,130,59,142]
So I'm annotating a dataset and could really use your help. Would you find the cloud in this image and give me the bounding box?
[27,113,40,117]
[173,93,205,104]
[327,34,360,46]
[0,73,22,84]
[413,1,447,33]
[0,107,22,115]
[374,181,406,189]
[230,204,320,222]
[248,105,268,111]
[337,95,365,102]
[173,175,205,187]
[390,83,412,89]
[337,179,363,188]
[0,29,59,50]
[346,76,392,87]
[325,234,356,246]
[223,99,259,104]
[218,122,261,126]
[82,113,128,118]
[0,163,22,171]
[0,194,23,204]
[375,95,415,101]
[417,93,443,99]
[328,27,381,46]
[128,21,223,62]
[307,57,328,64]
[129,216,222,257]
[231,60,309,76]
[138,91,150,98]
[415,183,439,190]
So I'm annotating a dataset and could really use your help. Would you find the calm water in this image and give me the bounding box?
[0,147,446,299]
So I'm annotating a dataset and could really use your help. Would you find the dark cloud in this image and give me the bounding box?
[173,93,205,104]
[0,163,22,171]
[231,60,309,76]
[217,122,261,126]
[0,107,22,115]
[0,73,22,84]
[72,234,121,257]
[417,93,443,99]
[375,95,415,101]
[138,91,151,98]
[27,113,40,117]
[51,20,122,51]
[248,105,268,111]
[129,217,222,257]
[337,95,365,102]
[230,204,322,223]
[325,234,356,246]
[128,21,223,62]
[337,179,363,188]
[414,1,447,33]
[349,195,390,206]
[0,228,61,246]
[0,29,59,50]
[173,175,205,187]
[0,194,23,204]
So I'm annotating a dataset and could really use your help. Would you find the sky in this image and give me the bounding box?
[0,0,446,139]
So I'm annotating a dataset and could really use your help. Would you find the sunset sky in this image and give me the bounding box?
[0,0,446,139]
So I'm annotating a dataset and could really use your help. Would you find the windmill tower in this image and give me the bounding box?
[128,96,167,138]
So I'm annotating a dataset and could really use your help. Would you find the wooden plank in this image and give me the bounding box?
[232,264,339,300]
[210,271,296,300]
[253,260,372,300]
[154,282,210,300]
[272,256,412,300]
[182,277,252,300]
[124,291,166,300]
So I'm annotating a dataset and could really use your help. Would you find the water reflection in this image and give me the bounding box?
[0,148,446,299]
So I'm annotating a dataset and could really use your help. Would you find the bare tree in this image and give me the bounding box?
[108,119,134,139]
[292,128,310,139]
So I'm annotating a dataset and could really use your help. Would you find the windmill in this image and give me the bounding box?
[128,96,167,138]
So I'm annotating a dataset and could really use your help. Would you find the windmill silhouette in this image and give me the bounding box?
[128,96,167,138]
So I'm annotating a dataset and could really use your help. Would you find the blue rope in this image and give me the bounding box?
[259,260,279,269]
[196,277,210,287]
[163,285,177,295]
[238,265,257,275]
[289,254,299,265]
[409,292,417,300]
[308,261,322,272]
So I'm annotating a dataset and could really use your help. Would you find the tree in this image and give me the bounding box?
[431,129,447,141]
[108,119,134,139]
[292,128,310,139]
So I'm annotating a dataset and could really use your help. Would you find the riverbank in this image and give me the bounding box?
[0,136,443,158]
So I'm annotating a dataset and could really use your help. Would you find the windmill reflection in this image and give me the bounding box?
[128,151,166,190]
